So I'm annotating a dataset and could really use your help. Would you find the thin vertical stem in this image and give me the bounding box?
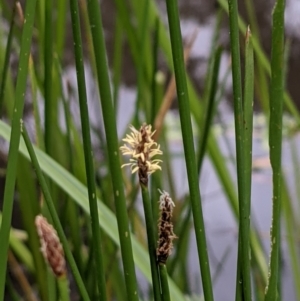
[85,1,140,300]
[0,0,37,298]
[265,0,285,299]
[0,0,17,116]
[227,0,252,299]
[159,264,171,301]
[164,1,214,300]
[69,0,107,299]
[44,0,53,153]
[141,184,162,301]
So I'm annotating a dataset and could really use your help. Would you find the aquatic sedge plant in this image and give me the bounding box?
[120,123,163,301]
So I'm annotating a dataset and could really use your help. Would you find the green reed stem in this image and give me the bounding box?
[44,0,53,153]
[141,184,162,301]
[197,46,222,172]
[21,126,91,301]
[55,0,67,58]
[69,0,107,299]
[55,57,84,272]
[0,0,37,298]
[159,264,171,301]
[265,0,285,300]
[58,276,71,301]
[0,0,17,116]
[112,12,123,111]
[164,1,214,300]
[86,1,139,300]
[236,26,254,301]
[136,0,150,123]
[281,176,300,300]
[243,28,254,216]
[227,0,252,299]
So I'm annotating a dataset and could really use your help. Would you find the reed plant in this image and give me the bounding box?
[0,0,299,300]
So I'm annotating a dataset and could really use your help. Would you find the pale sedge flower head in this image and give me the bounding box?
[120,124,162,185]
[35,215,66,277]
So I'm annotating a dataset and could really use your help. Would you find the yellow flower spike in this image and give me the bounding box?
[120,123,163,185]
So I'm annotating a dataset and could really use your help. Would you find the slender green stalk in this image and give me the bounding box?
[69,0,107,299]
[159,264,171,301]
[281,176,300,300]
[243,28,254,211]
[236,26,254,301]
[85,1,140,300]
[141,184,162,301]
[164,1,214,300]
[112,12,123,111]
[264,0,285,300]
[58,276,71,301]
[44,0,53,153]
[0,0,17,116]
[21,126,91,301]
[136,0,150,123]
[0,0,37,298]
[227,0,252,299]
[57,57,83,272]
[197,46,222,172]
[29,57,44,149]
[150,18,160,125]
[55,0,67,58]
[112,0,137,61]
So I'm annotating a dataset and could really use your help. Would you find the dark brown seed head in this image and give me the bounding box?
[156,190,176,264]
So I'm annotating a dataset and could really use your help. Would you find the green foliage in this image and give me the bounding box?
[0,0,299,300]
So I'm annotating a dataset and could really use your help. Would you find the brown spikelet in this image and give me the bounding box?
[35,215,66,277]
[156,190,176,264]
